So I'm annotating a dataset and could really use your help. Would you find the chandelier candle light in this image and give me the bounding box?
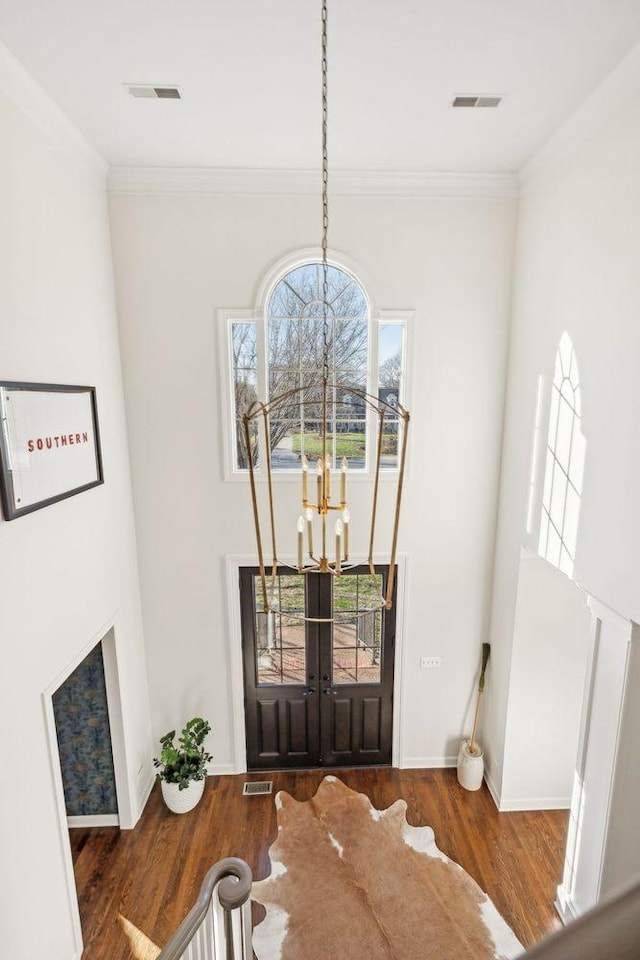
[298,453,349,572]
[242,0,410,624]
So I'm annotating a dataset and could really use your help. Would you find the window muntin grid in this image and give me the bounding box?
[378,323,405,468]
[228,260,408,474]
[267,264,369,471]
[231,322,258,470]
[538,334,585,578]
[253,572,384,686]
[255,575,306,685]
[331,574,383,685]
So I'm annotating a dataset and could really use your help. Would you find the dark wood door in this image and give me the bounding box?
[241,566,396,771]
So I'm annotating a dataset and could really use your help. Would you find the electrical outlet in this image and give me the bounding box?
[420,656,442,669]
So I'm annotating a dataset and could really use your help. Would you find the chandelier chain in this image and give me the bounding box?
[242,0,409,621]
[321,0,330,382]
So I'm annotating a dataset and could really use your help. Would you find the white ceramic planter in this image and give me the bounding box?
[456,739,485,792]
[161,777,206,814]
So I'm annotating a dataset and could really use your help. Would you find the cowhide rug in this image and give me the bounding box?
[252,776,523,960]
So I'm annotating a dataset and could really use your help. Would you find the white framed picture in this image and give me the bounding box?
[0,381,103,520]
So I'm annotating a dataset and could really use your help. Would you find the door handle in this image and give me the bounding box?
[323,688,337,696]
[302,687,316,697]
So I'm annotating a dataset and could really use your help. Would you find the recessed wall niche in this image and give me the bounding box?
[52,638,118,819]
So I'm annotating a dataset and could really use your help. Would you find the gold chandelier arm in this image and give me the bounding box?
[368,408,385,577]
[244,414,269,614]
[385,411,410,608]
[261,406,279,588]
[245,383,407,421]
[244,399,267,420]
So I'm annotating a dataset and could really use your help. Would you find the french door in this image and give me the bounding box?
[240,565,396,770]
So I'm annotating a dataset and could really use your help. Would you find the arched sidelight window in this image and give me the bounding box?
[538,333,586,577]
[267,263,369,470]
[224,258,409,476]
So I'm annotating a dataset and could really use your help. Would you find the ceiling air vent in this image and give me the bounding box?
[452,95,502,109]
[126,84,181,99]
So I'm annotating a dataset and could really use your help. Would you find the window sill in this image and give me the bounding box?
[224,469,402,484]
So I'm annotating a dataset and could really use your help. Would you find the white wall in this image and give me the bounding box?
[499,550,591,810]
[108,182,517,771]
[0,49,151,960]
[485,66,640,801]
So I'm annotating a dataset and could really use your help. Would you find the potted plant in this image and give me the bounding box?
[153,717,213,813]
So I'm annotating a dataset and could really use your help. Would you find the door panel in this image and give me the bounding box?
[320,689,392,766]
[256,699,280,757]
[318,570,394,766]
[241,570,320,769]
[287,700,311,755]
[329,696,353,755]
[362,697,382,752]
[241,565,395,770]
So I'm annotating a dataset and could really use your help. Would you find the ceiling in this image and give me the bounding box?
[1,0,640,172]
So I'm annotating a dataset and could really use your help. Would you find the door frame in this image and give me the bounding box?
[43,615,134,958]
[225,552,410,774]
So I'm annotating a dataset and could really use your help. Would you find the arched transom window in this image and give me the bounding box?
[225,259,408,476]
[538,333,586,577]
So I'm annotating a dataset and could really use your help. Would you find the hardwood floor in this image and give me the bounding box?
[70,769,568,959]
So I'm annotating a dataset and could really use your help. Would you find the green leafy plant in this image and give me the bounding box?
[153,717,213,790]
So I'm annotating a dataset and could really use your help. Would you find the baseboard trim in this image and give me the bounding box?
[497,795,571,812]
[131,771,156,826]
[67,814,119,828]
[556,884,581,925]
[210,764,237,776]
[482,768,569,811]
[484,770,501,809]
[400,755,457,769]
[133,768,237,824]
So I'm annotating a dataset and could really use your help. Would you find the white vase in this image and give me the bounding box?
[161,777,206,814]
[456,739,485,791]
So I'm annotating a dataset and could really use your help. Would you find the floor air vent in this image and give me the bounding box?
[243,780,273,796]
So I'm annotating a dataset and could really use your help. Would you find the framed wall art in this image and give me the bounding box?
[0,381,103,520]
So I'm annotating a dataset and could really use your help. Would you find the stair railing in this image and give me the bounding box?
[157,851,640,960]
[156,857,253,960]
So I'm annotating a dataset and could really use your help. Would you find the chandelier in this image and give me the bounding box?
[243,0,410,624]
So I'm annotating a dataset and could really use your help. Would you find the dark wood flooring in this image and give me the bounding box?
[69,768,568,959]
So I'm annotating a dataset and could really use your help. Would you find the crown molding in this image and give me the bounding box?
[107,165,518,199]
[0,40,107,180]
[520,39,640,194]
